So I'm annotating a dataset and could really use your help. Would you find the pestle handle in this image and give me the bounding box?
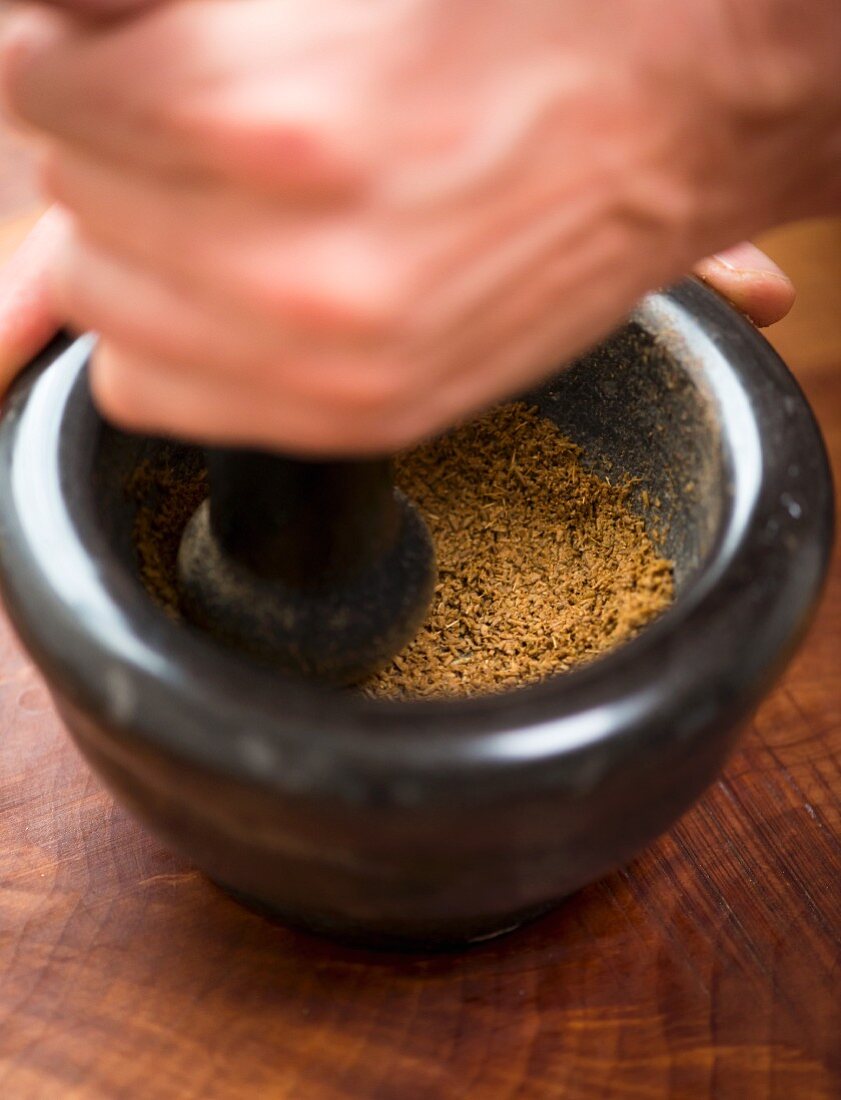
[178,446,436,683]
[204,448,403,589]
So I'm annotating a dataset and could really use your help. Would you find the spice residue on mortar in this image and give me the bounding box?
[127,457,208,620]
[129,403,673,700]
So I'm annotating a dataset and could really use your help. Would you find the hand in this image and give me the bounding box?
[0,209,795,402]
[0,1,831,452]
[0,207,62,390]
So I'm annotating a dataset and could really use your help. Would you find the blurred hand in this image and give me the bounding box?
[0,0,828,451]
[0,208,795,403]
[0,206,62,390]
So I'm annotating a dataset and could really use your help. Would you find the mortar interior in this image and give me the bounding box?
[92,318,726,685]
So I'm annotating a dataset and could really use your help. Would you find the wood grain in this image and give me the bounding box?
[1,140,839,1098]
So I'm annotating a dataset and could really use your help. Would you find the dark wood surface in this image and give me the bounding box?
[1,135,840,1098]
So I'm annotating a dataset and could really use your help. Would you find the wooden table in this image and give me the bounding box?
[1,139,839,1098]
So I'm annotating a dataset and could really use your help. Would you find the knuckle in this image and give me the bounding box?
[176,94,362,194]
[244,119,358,193]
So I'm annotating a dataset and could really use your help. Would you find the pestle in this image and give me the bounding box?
[177,449,436,686]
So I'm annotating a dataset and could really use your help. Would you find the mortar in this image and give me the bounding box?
[0,279,832,947]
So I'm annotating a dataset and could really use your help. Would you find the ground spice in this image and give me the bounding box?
[127,457,208,620]
[129,403,673,699]
[363,403,673,699]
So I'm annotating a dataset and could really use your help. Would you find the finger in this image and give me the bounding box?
[0,206,66,394]
[51,220,298,383]
[34,0,152,18]
[0,4,365,192]
[44,146,398,338]
[90,341,420,456]
[50,220,406,399]
[693,242,795,327]
[53,227,421,434]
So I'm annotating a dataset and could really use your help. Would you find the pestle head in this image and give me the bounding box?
[176,452,436,686]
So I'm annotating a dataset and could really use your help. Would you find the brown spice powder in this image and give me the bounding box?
[129,403,673,699]
[127,458,208,621]
[364,403,673,698]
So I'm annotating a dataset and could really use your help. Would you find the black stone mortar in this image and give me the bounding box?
[0,279,833,947]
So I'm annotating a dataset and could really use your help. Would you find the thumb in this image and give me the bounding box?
[693,242,795,328]
[0,205,66,395]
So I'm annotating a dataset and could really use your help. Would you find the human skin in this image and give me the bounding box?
[0,217,795,396]
[0,0,837,455]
